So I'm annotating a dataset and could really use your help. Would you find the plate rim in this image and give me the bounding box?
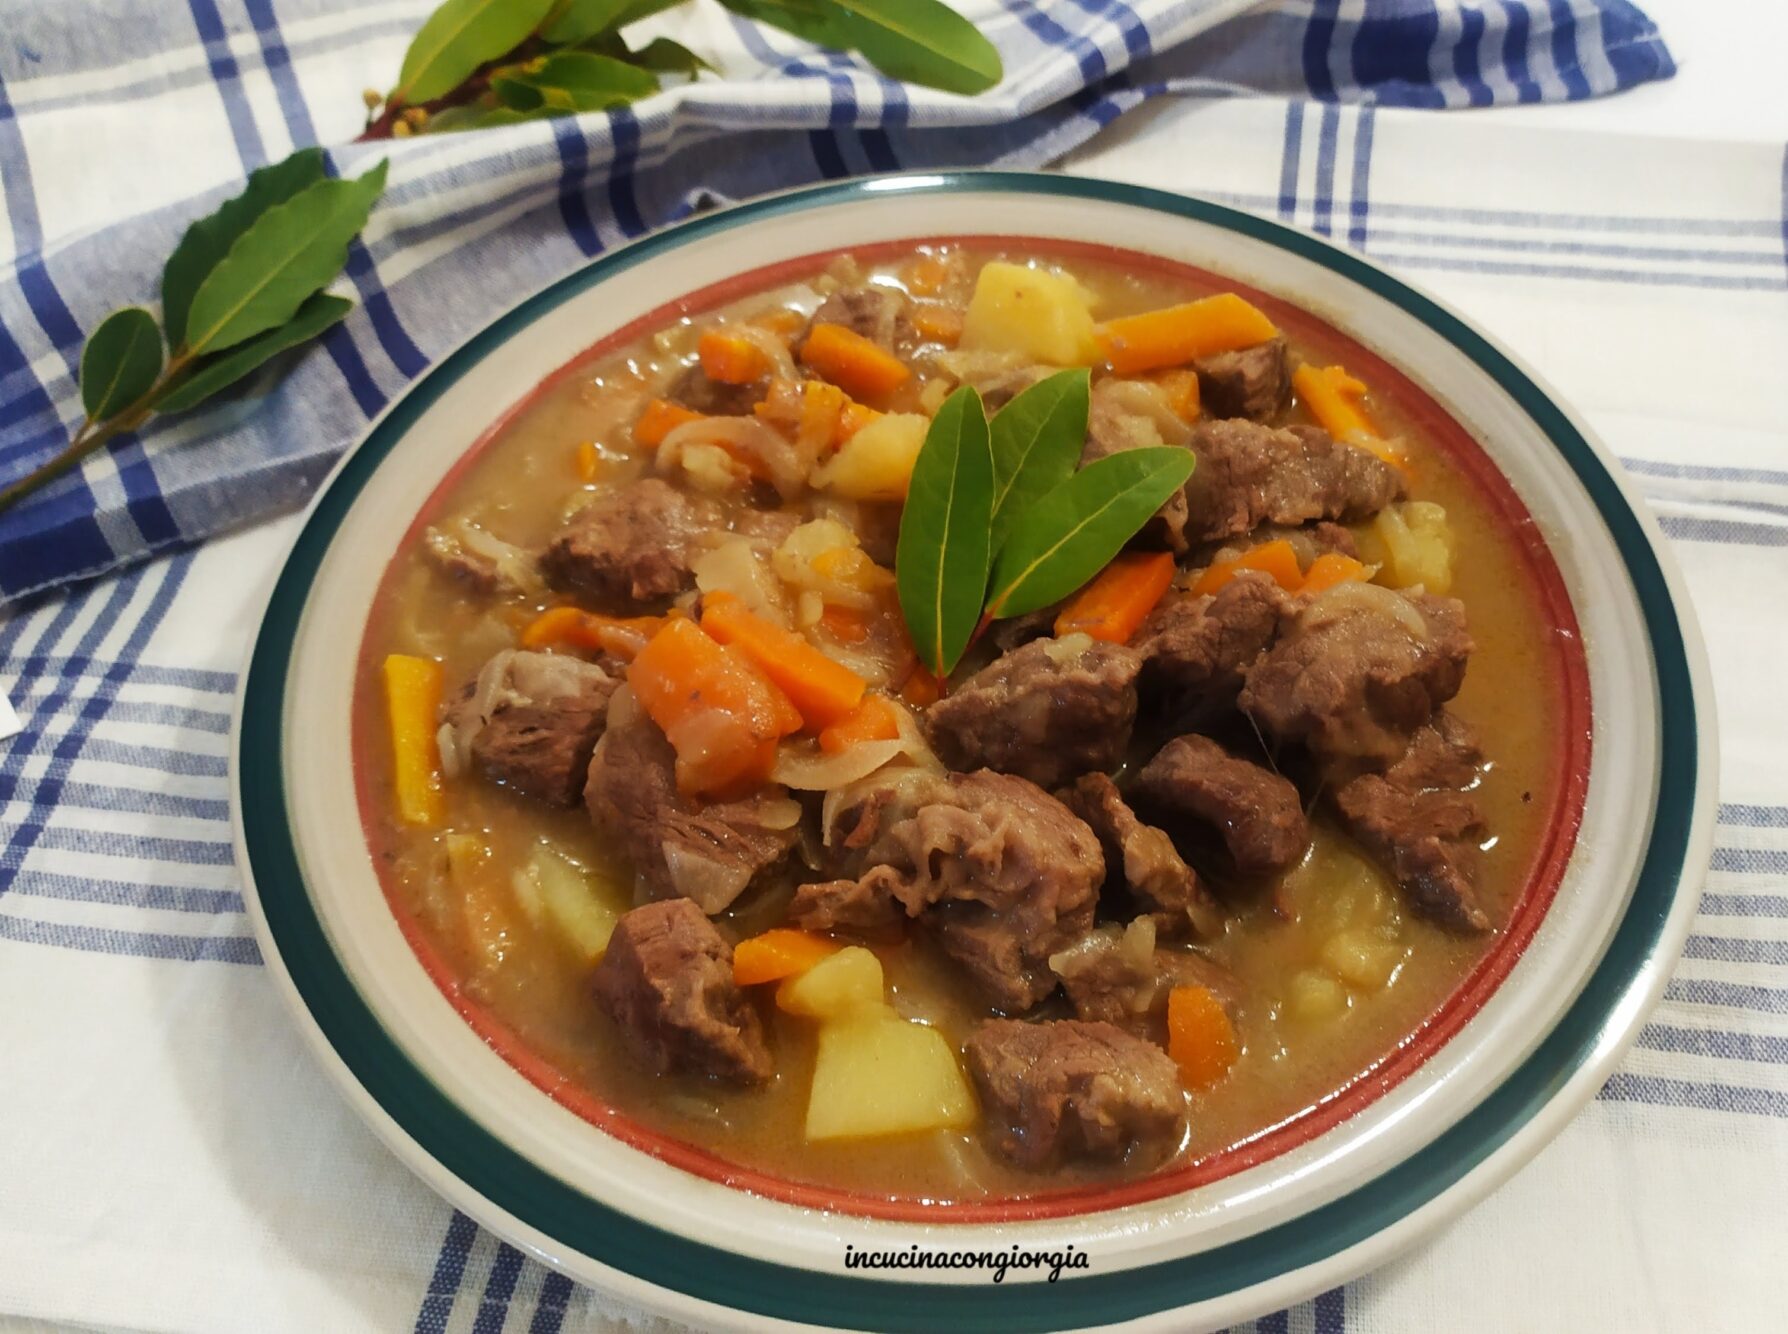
[230,170,1716,1331]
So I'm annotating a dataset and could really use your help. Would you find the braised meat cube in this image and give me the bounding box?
[810,284,915,353]
[786,867,906,937]
[540,478,716,607]
[1048,918,1238,1029]
[666,361,766,417]
[1058,772,1222,938]
[1193,337,1289,421]
[1184,419,1403,544]
[1134,571,1288,705]
[1333,712,1491,931]
[592,899,771,1084]
[584,688,797,913]
[963,1019,1185,1168]
[923,635,1141,790]
[1082,378,1196,551]
[440,650,619,806]
[1133,734,1310,878]
[1240,584,1472,771]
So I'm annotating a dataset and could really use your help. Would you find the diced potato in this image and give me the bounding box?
[774,520,885,611]
[811,413,928,501]
[805,1014,977,1141]
[1370,501,1454,594]
[777,945,886,1019]
[1320,930,1405,991]
[1287,969,1350,1022]
[515,844,623,963]
[959,261,1099,366]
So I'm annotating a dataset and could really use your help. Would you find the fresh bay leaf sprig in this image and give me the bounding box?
[896,370,1196,681]
[0,149,386,517]
[359,0,1002,139]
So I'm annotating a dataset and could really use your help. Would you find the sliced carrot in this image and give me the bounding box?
[751,307,806,337]
[817,694,901,755]
[634,398,705,448]
[1054,551,1176,644]
[382,654,445,825]
[1299,551,1369,596]
[628,618,802,798]
[698,329,772,385]
[799,378,847,450]
[701,594,867,730]
[1292,363,1409,472]
[902,253,952,297]
[520,606,665,659]
[899,669,941,708]
[799,322,912,403]
[1166,984,1239,1087]
[734,928,841,986]
[1190,539,1303,597]
[573,439,601,481]
[1150,368,1202,423]
[1094,293,1279,376]
[910,304,964,346]
[817,604,872,645]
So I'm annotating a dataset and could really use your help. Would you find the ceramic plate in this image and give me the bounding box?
[231,173,1716,1332]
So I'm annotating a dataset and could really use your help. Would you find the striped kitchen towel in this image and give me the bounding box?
[0,0,1672,604]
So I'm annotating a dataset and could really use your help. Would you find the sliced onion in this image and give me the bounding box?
[773,738,909,790]
[1304,579,1429,640]
[659,416,810,499]
[728,324,797,383]
[1098,379,1191,446]
[661,841,754,915]
[452,520,545,595]
[436,720,465,780]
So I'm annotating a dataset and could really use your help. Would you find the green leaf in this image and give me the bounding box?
[156,294,352,414]
[183,160,387,356]
[717,0,851,48]
[423,102,557,132]
[831,0,1003,95]
[629,37,714,76]
[493,50,658,112]
[987,447,1196,619]
[397,0,557,104]
[542,0,681,45]
[895,386,994,679]
[79,307,163,421]
[162,149,326,349]
[988,368,1088,552]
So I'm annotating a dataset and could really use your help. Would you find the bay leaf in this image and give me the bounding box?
[988,368,1087,551]
[717,0,851,48]
[79,307,163,421]
[895,386,993,679]
[397,0,557,104]
[494,50,658,112]
[542,0,682,45]
[156,293,352,414]
[182,160,387,356]
[830,0,1002,94]
[986,446,1196,619]
[162,148,325,349]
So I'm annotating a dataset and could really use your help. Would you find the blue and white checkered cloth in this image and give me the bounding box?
[21,4,1788,1334]
[0,0,1672,603]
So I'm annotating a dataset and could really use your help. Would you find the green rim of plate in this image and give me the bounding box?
[237,173,1700,1330]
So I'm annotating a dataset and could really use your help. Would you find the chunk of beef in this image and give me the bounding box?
[1240,585,1472,770]
[1333,712,1490,931]
[584,688,798,913]
[811,285,914,353]
[963,1019,1185,1168]
[1193,336,1290,421]
[1059,772,1222,938]
[440,650,619,806]
[1133,734,1310,878]
[592,899,771,1084]
[986,605,1060,655]
[924,635,1141,789]
[1083,379,1196,552]
[1048,918,1238,1029]
[1310,521,1359,559]
[786,867,905,937]
[808,767,1104,1010]
[540,479,716,607]
[423,522,543,598]
[1184,419,1404,544]
[1134,571,1288,705]
[666,362,765,417]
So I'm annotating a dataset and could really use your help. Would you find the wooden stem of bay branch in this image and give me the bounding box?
[0,359,188,517]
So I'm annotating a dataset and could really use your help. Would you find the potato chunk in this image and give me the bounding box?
[959,262,1099,366]
[812,413,928,501]
[1361,501,1454,594]
[805,1014,977,1141]
[776,945,886,1019]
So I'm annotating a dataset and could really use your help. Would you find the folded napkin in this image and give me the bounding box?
[0,0,1672,604]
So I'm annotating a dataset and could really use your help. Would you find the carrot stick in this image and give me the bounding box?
[382,654,445,825]
[520,606,664,659]
[817,694,901,755]
[1054,551,1176,644]
[573,440,600,481]
[1292,364,1408,471]
[1149,369,1201,422]
[634,398,705,448]
[698,329,772,385]
[701,594,867,730]
[1166,984,1239,1087]
[1299,551,1369,595]
[1191,539,1303,597]
[911,304,964,346]
[734,928,841,986]
[799,322,912,402]
[1094,293,1279,376]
